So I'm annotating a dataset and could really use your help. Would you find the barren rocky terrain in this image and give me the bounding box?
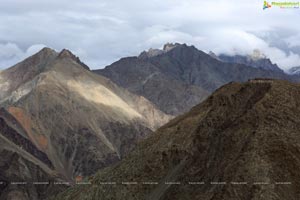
[54,79,300,200]
[0,48,171,199]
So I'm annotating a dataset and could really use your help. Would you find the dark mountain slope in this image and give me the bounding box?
[145,44,293,91]
[96,57,209,115]
[95,43,297,116]
[55,79,300,200]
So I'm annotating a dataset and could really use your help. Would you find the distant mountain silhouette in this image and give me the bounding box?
[288,66,300,75]
[95,43,298,115]
[215,49,283,73]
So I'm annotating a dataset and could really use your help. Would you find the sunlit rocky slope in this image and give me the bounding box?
[55,79,300,200]
[0,48,171,199]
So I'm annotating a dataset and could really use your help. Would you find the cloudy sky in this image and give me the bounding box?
[1,0,300,71]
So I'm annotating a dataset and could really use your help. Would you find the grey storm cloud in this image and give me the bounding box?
[0,0,300,71]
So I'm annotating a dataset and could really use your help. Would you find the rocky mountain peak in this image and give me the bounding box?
[250,49,267,60]
[0,47,90,98]
[58,49,76,59]
[0,47,58,84]
[218,50,283,73]
[138,43,184,59]
[38,47,57,56]
[24,47,58,65]
[163,42,181,51]
[57,49,90,70]
[0,43,172,199]
[138,48,164,59]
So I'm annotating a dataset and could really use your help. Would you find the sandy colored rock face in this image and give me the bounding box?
[54,79,300,200]
[0,48,171,199]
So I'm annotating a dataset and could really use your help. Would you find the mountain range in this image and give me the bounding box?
[0,48,171,199]
[95,43,298,115]
[54,79,300,200]
[214,49,284,73]
[1,43,300,200]
[288,66,300,75]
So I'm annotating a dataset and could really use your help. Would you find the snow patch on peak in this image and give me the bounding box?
[250,49,267,61]
[163,43,181,52]
[139,43,182,59]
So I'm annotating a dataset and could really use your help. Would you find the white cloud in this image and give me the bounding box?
[197,30,300,70]
[0,43,23,60]
[0,43,46,69]
[0,0,300,70]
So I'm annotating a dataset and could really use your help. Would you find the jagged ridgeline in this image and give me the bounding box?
[1,43,300,200]
[0,48,171,200]
[54,79,300,200]
[95,43,298,116]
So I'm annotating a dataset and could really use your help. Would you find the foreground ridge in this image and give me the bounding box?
[54,79,300,200]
